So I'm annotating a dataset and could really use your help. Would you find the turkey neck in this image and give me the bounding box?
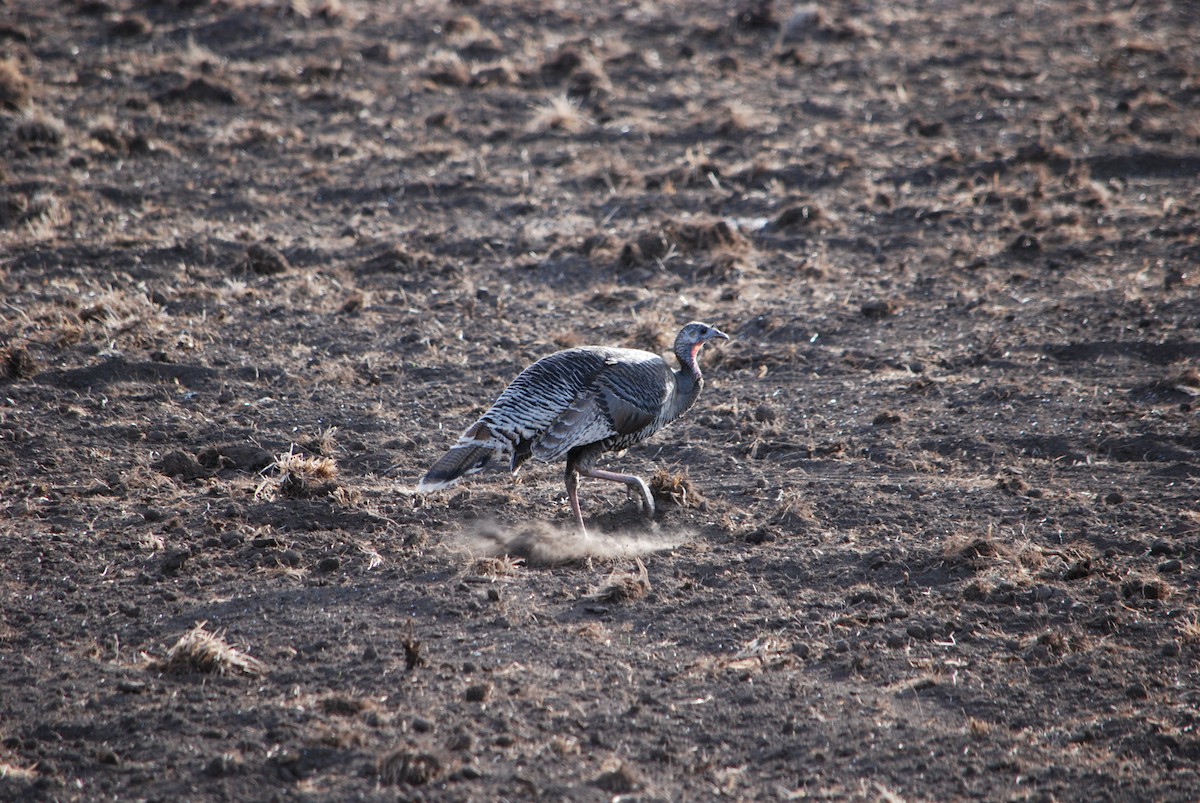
[666,341,705,422]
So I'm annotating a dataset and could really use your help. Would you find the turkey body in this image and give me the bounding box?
[417,321,728,534]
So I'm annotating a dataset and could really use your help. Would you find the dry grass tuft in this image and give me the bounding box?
[625,311,673,353]
[376,749,442,786]
[1121,573,1172,602]
[259,447,341,500]
[0,759,37,781]
[301,425,339,456]
[1177,613,1200,645]
[724,635,792,672]
[78,288,166,344]
[154,622,266,676]
[650,468,705,510]
[528,93,592,134]
[320,694,373,717]
[423,50,470,87]
[0,344,38,380]
[587,557,650,603]
[0,59,32,111]
[943,526,1045,574]
[470,554,524,578]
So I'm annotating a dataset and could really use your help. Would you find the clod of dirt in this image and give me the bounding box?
[587,557,651,603]
[402,627,425,671]
[359,242,438,275]
[464,683,492,703]
[754,403,778,423]
[650,468,704,510]
[196,443,275,473]
[0,59,31,111]
[153,450,210,481]
[13,115,63,149]
[269,449,339,499]
[772,202,824,229]
[1008,233,1041,254]
[873,410,902,426]
[154,622,266,676]
[0,190,29,227]
[376,750,443,786]
[861,299,899,319]
[905,117,945,137]
[109,16,150,37]
[159,77,242,106]
[591,761,642,794]
[161,549,190,575]
[1164,269,1189,290]
[1122,576,1171,601]
[320,695,370,716]
[734,0,779,30]
[238,243,290,275]
[424,52,471,87]
[0,345,38,380]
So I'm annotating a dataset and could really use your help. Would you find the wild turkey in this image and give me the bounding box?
[417,321,729,535]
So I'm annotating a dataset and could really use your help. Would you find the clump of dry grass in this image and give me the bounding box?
[625,311,673,353]
[78,288,167,343]
[258,446,341,500]
[587,557,650,603]
[650,468,704,510]
[1121,573,1172,602]
[527,93,592,134]
[724,635,792,672]
[12,111,65,148]
[1177,614,1200,645]
[153,622,266,676]
[0,59,31,111]
[943,526,1046,574]
[423,50,470,87]
[301,425,339,456]
[470,554,524,578]
[0,344,38,380]
[376,749,442,786]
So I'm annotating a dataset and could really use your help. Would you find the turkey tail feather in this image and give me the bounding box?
[417,443,497,492]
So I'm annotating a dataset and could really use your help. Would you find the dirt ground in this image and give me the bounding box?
[2,0,1199,799]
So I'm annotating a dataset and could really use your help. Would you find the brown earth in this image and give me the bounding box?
[2,0,1199,800]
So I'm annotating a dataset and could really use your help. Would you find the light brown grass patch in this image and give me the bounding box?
[258,447,340,500]
[527,93,592,134]
[154,621,266,676]
[0,59,31,111]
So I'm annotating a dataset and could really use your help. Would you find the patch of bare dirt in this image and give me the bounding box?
[2,0,1199,800]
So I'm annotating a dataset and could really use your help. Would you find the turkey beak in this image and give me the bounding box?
[708,328,730,343]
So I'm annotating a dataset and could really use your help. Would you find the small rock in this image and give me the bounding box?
[861,299,898,319]
[464,683,491,703]
[1158,559,1182,574]
[239,243,290,275]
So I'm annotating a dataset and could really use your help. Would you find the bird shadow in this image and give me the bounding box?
[454,519,689,566]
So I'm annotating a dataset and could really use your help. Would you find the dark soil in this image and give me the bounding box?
[2,0,1199,800]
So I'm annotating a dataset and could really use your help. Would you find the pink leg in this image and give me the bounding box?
[565,467,588,537]
[578,466,655,519]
